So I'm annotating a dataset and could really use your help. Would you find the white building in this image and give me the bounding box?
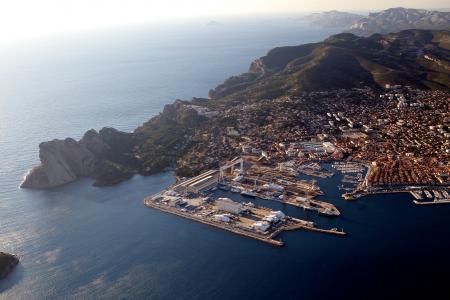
[263,211,286,223]
[251,221,271,232]
[187,175,219,194]
[262,183,284,192]
[214,214,231,223]
[216,198,244,215]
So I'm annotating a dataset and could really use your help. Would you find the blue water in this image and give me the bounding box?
[1,17,450,299]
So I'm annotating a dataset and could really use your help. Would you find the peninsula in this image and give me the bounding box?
[348,7,450,36]
[22,29,449,191]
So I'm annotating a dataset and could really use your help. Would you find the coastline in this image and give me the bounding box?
[20,29,450,191]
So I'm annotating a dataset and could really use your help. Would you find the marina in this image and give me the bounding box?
[412,190,450,205]
[413,199,450,205]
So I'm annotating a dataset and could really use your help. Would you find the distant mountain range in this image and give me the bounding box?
[209,29,450,101]
[296,10,362,28]
[299,7,450,36]
[349,7,450,36]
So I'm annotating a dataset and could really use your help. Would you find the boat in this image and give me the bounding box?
[424,190,432,198]
[410,191,423,200]
[230,187,241,193]
[218,184,230,191]
[319,208,339,216]
[241,190,256,197]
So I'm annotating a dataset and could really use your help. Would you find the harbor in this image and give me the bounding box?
[143,157,346,246]
[144,191,345,247]
[220,158,340,216]
[143,157,447,246]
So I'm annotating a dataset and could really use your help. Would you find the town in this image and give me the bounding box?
[145,85,449,245]
[178,86,449,190]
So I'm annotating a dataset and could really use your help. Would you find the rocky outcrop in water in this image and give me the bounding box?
[0,252,19,280]
[22,100,206,189]
[20,138,96,189]
[20,128,136,188]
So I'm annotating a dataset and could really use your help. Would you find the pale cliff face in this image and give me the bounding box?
[20,138,97,189]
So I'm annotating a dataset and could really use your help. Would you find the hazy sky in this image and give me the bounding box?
[0,0,448,43]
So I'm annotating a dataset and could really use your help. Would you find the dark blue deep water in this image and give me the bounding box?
[1,16,450,299]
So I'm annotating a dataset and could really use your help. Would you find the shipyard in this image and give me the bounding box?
[144,157,346,246]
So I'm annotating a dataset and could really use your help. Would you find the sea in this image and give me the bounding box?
[1,16,450,300]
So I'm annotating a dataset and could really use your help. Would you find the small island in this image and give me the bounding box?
[0,252,19,280]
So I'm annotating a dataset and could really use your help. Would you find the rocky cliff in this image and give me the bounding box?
[21,128,136,188]
[22,100,206,188]
[0,252,19,280]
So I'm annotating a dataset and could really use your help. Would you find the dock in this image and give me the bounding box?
[413,199,450,205]
[144,196,285,246]
[238,188,341,216]
[144,191,346,246]
[294,197,341,216]
[286,218,346,236]
[410,191,423,200]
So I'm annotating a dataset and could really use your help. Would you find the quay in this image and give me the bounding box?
[217,158,341,216]
[228,185,341,217]
[143,160,348,247]
[413,199,450,205]
[144,195,345,246]
[344,187,450,203]
[410,191,423,200]
[286,218,346,236]
[144,197,285,246]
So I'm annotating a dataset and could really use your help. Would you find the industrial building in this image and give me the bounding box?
[216,198,245,215]
[174,170,219,194]
[323,142,336,153]
[251,221,271,232]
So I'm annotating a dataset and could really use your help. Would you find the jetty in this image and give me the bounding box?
[410,191,423,200]
[413,199,450,205]
[144,197,285,246]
